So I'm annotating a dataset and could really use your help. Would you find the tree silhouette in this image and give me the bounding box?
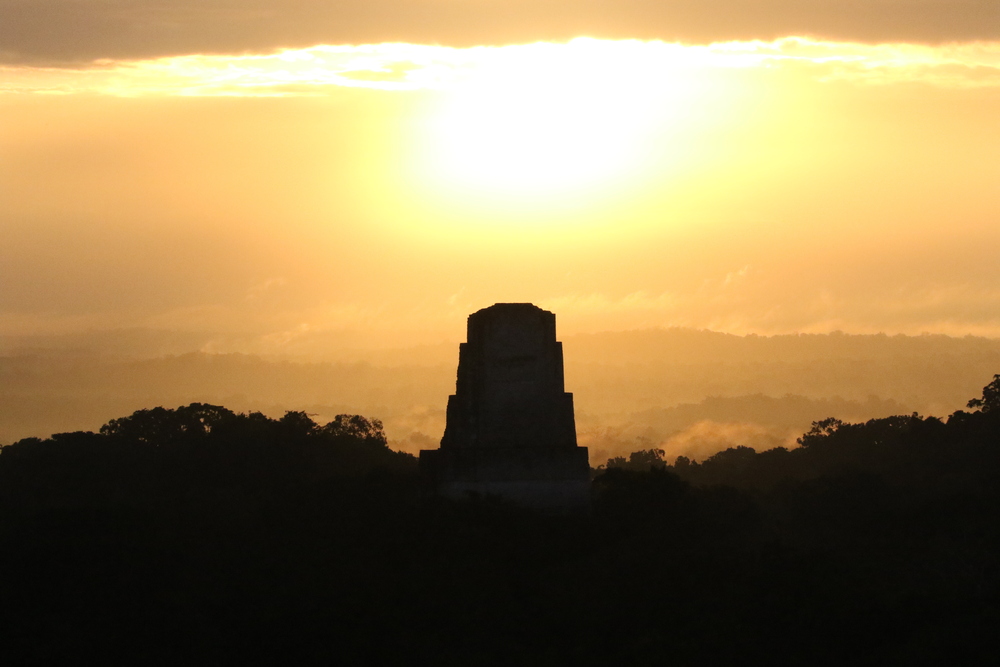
[604,448,667,471]
[967,373,1000,413]
[319,413,387,443]
[100,402,237,443]
[2,385,1000,665]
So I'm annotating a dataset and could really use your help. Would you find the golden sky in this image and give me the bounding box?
[3,3,1000,352]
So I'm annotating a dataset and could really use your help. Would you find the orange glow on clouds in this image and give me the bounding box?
[2,38,1000,344]
[4,38,1000,97]
[5,37,998,218]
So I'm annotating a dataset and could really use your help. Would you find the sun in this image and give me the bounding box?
[414,40,690,206]
[430,81,640,194]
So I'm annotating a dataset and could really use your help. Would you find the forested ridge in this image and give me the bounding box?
[5,328,1000,456]
[2,379,1000,665]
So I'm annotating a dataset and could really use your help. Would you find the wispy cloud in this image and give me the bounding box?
[4,38,1000,97]
[540,278,1000,338]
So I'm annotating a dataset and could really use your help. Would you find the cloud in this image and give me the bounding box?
[4,38,1000,97]
[2,0,998,65]
[0,44,464,96]
[542,276,1000,339]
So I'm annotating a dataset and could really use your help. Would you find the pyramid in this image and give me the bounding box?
[419,303,590,512]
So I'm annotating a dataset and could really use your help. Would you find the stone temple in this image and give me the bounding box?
[419,303,590,512]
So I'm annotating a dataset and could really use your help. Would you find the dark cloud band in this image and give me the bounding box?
[2,0,998,65]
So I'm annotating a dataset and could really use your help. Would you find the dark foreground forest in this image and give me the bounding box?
[3,380,1000,665]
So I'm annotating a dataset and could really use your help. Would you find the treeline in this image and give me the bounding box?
[607,402,1000,493]
[6,327,1000,448]
[0,404,414,508]
[2,381,1000,664]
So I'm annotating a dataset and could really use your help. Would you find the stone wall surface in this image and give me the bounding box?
[420,303,590,512]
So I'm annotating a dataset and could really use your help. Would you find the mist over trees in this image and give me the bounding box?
[1,376,999,664]
[3,328,999,464]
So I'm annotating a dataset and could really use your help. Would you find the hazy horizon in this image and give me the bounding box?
[5,326,998,468]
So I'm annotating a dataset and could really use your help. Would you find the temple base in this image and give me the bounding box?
[419,446,591,513]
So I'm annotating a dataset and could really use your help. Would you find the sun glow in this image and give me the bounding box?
[4,35,1000,344]
[5,37,1000,239]
[394,40,730,229]
[420,41,689,199]
[430,81,641,194]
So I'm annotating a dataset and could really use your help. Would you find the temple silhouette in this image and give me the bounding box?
[419,303,590,511]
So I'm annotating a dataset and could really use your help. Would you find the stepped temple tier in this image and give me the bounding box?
[419,303,590,512]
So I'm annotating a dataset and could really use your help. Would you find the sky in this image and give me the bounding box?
[3,1,1000,354]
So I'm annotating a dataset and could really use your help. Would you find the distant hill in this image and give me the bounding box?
[2,328,999,462]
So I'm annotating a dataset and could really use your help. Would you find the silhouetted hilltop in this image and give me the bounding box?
[0,404,414,508]
[581,393,909,464]
[608,405,1000,495]
[567,330,1000,414]
[0,352,454,446]
[569,328,1000,365]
